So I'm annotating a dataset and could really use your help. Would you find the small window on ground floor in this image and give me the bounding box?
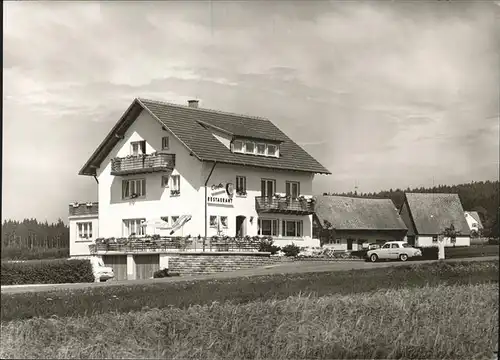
[77,222,93,240]
[258,218,278,236]
[281,220,303,237]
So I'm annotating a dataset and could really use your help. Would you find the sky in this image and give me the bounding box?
[3,0,499,223]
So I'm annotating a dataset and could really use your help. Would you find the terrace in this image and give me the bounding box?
[88,235,266,254]
[255,196,315,215]
[110,153,175,176]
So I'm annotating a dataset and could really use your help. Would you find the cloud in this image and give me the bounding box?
[2,0,499,221]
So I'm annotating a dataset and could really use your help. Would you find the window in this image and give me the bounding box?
[210,216,217,228]
[391,243,399,248]
[131,140,146,156]
[233,140,243,153]
[281,220,303,237]
[261,179,276,197]
[122,179,146,199]
[220,216,228,228]
[77,222,93,240]
[236,176,246,195]
[123,218,146,237]
[256,143,266,155]
[267,144,277,157]
[171,175,180,195]
[162,136,170,150]
[245,141,255,154]
[161,175,170,188]
[258,218,278,236]
[171,216,179,224]
[432,236,438,243]
[286,181,300,198]
[382,244,391,249]
[402,243,412,248]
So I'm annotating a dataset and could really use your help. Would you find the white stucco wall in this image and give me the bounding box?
[464,213,480,232]
[95,109,318,246]
[69,215,99,256]
[416,236,470,248]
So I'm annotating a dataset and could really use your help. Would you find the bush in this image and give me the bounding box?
[1,259,94,285]
[258,239,281,255]
[488,238,499,245]
[0,247,69,261]
[153,268,180,278]
[281,243,300,257]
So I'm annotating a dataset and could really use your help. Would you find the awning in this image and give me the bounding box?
[140,218,170,229]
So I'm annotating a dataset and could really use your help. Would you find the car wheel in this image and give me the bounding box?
[399,254,408,262]
[370,254,378,263]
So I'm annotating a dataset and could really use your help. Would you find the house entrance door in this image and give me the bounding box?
[236,216,246,237]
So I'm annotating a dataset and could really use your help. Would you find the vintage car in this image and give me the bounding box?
[366,241,422,262]
[90,257,115,282]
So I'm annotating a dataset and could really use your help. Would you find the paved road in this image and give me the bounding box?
[1,256,498,294]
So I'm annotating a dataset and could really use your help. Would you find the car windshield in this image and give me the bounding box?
[402,243,412,248]
[382,244,390,249]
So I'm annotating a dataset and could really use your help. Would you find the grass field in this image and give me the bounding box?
[1,260,498,322]
[1,283,497,359]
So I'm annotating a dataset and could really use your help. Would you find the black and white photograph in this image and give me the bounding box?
[2,0,499,359]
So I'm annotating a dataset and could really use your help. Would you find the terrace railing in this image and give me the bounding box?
[110,153,175,176]
[255,196,315,215]
[88,236,263,254]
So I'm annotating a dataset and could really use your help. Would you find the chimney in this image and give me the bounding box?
[188,99,199,108]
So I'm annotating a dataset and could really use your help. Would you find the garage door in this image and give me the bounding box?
[102,255,127,281]
[135,254,159,280]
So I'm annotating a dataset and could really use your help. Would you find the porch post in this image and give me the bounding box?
[127,254,136,280]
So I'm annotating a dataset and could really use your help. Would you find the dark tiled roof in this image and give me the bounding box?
[314,195,408,231]
[404,193,470,236]
[465,211,484,229]
[68,202,98,217]
[79,98,330,176]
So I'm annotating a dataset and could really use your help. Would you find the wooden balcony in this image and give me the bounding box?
[255,196,315,215]
[110,153,175,176]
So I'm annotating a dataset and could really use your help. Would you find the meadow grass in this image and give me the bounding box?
[1,283,497,359]
[1,260,498,322]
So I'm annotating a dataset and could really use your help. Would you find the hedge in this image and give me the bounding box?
[1,259,94,286]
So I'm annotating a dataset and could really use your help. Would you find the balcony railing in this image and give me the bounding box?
[88,236,264,254]
[255,196,315,215]
[110,153,175,176]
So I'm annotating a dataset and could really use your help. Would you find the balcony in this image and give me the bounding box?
[110,153,175,176]
[255,196,315,215]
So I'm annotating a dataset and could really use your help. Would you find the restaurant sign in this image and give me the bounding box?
[208,182,234,205]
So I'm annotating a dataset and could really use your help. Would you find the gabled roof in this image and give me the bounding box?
[79,98,330,176]
[465,211,484,229]
[314,195,408,231]
[404,193,470,236]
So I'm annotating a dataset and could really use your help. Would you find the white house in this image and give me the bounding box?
[399,193,471,247]
[464,211,483,235]
[313,195,408,251]
[70,98,330,256]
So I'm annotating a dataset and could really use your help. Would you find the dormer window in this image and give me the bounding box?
[231,139,279,157]
[233,140,243,153]
[245,141,255,154]
[267,144,277,157]
[256,143,266,155]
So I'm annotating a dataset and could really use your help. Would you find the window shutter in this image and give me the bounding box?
[142,179,146,196]
[140,140,146,154]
